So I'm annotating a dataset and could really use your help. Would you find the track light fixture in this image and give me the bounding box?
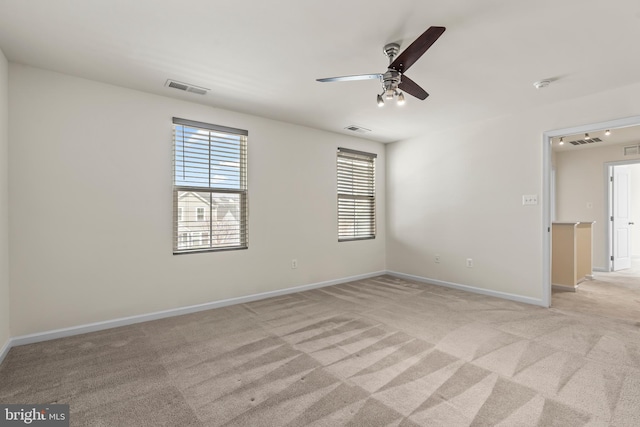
[559,137,564,145]
[585,133,590,140]
[605,129,611,136]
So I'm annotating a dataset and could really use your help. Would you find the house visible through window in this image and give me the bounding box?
[173,117,248,253]
[192,232,203,246]
[337,147,376,241]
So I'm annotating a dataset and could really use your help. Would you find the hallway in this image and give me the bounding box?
[552,259,640,324]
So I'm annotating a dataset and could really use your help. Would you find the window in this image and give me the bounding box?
[196,207,205,221]
[173,117,248,253]
[179,232,190,249]
[192,232,203,246]
[337,148,376,241]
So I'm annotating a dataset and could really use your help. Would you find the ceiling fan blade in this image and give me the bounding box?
[316,74,382,83]
[398,75,429,100]
[389,26,446,74]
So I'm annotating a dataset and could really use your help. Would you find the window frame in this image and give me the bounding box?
[173,117,248,254]
[337,147,377,242]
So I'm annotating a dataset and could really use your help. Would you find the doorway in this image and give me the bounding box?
[542,116,640,308]
[608,162,640,272]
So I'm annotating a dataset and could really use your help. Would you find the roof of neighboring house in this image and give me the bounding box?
[177,191,240,221]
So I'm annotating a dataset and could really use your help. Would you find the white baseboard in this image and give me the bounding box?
[0,338,11,366]
[552,283,578,292]
[10,271,386,348]
[386,271,547,307]
[3,269,547,358]
[593,267,608,272]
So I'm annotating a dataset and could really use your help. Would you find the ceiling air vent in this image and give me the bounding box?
[568,137,602,146]
[624,144,640,156]
[165,79,209,95]
[344,125,371,134]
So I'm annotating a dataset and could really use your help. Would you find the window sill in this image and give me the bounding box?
[173,246,248,255]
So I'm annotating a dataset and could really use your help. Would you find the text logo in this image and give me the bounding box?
[0,405,69,426]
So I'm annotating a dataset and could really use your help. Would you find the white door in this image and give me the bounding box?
[613,165,632,271]
[551,167,557,222]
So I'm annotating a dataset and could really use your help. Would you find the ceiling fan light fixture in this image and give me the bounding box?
[316,26,446,106]
[397,92,405,105]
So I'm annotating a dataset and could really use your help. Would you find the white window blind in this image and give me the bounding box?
[173,117,248,253]
[337,147,376,241]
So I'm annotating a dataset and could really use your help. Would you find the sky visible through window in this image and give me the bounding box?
[174,126,242,189]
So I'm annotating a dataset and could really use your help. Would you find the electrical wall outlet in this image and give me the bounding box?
[466,258,473,268]
[522,195,538,205]
[435,254,441,263]
[291,259,298,269]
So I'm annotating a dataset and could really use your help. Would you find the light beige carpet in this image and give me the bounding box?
[2,275,640,426]
[552,265,640,324]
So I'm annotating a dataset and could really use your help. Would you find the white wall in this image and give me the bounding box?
[8,64,386,336]
[0,49,10,352]
[555,145,640,269]
[387,81,640,302]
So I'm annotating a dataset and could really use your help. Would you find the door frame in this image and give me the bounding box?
[542,115,640,308]
[607,160,640,271]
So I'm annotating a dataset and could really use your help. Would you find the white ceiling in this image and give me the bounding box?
[1,0,640,143]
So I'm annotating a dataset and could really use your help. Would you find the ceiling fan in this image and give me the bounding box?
[316,26,446,106]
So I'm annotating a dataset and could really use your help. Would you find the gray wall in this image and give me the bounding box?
[386,81,640,301]
[8,64,386,336]
[0,48,9,353]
